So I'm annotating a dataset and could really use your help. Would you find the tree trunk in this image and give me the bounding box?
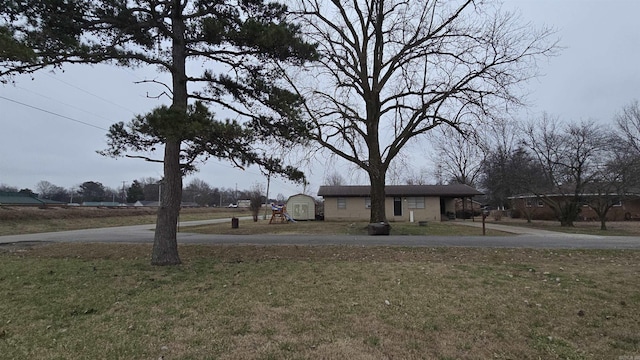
[151,139,182,265]
[369,169,387,223]
[151,0,187,266]
[595,207,610,231]
[525,212,532,223]
[558,201,579,227]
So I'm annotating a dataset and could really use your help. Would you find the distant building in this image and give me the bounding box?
[317,184,483,222]
[82,201,124,207]
[509,193,640,221]
[0,191,65,207]
[237,199,251,208]
[133,200,200,208]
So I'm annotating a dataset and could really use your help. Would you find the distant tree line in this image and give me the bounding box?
[399,101,640,229]
[0,178,280,208]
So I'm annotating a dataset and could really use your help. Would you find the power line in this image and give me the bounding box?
[14,85,120,126]
[0,95,109,131]
[201,160,307,194]
[44,72,139,114]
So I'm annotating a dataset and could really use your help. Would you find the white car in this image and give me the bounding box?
[228,203,238,208]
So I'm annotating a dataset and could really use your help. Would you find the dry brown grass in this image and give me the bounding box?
[1,243,639,359]
[0,206,246,235]
[0,206,243,221]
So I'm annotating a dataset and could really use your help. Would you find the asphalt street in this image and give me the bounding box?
[2,218,640,249]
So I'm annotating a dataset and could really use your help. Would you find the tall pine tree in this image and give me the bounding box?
[1,0,317,264]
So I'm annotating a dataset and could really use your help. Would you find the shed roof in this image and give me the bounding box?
[317,184,483,198]
[287,193,315,200]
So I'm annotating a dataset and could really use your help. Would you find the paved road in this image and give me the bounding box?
[1,218,640,249]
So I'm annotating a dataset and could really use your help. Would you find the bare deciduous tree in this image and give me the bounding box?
[247,183,265,222]
[521,116,610,226]
[324,172,346,186]
[183,178,213,206]
[615,100,640,154]
[287,0,557,223]
[427,127,484,187]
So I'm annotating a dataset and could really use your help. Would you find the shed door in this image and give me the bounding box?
[293,203,308,219]
[393,197,402,216]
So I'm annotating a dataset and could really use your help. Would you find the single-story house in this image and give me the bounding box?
[286,193,316,220]
[237,199,251,208]
[509,193,640,221]
[317,184,483,222]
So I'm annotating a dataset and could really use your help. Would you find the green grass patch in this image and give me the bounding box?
[1,243,639,359]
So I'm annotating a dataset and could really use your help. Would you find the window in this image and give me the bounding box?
[537,200,544,207]
[613,199,623,207]
[407,197,425,209]
[525,199,532,208]
[337,197,346,209]
[365,197,371,208]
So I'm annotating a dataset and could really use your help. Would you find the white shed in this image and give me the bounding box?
[286,194,316,220]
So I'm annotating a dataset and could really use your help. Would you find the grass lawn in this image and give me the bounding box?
[1,243,639,359]
[486,218,640,236]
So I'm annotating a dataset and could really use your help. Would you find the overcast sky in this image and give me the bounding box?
[1,0,639,198]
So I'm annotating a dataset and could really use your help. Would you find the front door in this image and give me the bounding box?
[393,197,402,217]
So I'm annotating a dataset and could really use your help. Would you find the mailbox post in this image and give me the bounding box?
[482,209,489,235]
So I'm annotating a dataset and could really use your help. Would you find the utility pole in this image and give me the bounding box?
[263,171,271,220]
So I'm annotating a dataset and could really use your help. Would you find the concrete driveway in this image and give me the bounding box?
[1,218,640,249]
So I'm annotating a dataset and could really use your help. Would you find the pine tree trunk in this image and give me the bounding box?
[151,139,182,265]
[150,0,186,266]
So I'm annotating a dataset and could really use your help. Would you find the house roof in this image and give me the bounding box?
[508,192,640,200]
[317,184,483,198]
[0,191,65,206]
